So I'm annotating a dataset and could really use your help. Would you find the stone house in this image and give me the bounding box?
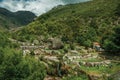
[93,42,104,51]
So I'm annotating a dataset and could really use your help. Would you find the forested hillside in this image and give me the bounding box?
[14,0,120,53]
[0,0,120,80]
[0,27,46,80]
[0,7,36,29]
[0,7,46,80]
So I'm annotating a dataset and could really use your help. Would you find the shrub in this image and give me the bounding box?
[0,48,46,80]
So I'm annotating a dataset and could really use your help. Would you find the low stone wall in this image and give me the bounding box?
[80,60,111,67]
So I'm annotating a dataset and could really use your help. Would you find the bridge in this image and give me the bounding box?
[20,46,45,50]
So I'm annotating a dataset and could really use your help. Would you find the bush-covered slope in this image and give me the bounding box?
[14,0,120,52]
[0,29,47,80]
[0,7,36,29]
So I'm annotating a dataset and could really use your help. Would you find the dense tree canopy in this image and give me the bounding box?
[0,48,46,80]
[103,26,120,53]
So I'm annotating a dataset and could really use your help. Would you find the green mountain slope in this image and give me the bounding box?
[14,0,120,51]
[0,7,36,29]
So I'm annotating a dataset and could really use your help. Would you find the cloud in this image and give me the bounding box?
[0,0,90,16]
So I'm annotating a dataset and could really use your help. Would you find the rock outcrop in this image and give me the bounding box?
[48,38,64,50]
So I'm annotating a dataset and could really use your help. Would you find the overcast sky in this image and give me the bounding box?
[0,0,90,16]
